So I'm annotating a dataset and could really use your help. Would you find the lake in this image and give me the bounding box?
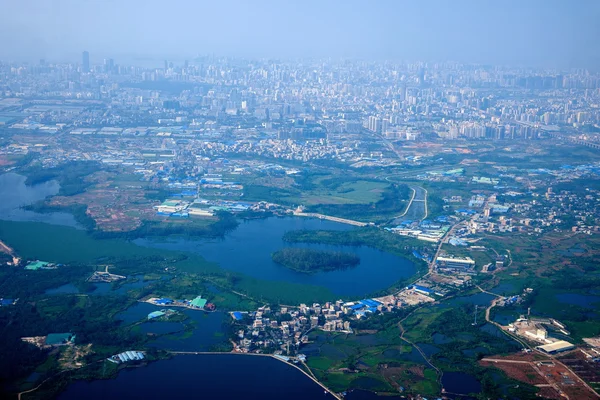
[134,217,416,297]
[0,173,79,227]
[57,354,336,400]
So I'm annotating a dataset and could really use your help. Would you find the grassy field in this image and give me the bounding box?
[304,325,441,396]
[286,180,389,206]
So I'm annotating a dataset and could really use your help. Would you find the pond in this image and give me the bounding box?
[134,217,416,297]
[441,371,481,395]
[445,292,496,307]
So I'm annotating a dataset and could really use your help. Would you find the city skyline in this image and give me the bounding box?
[1,0,600,68]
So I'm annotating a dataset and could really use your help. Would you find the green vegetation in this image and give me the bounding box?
[306,183,410,223]
[92,211,239,240]
[21,161,101,197]
[271,247,360,274]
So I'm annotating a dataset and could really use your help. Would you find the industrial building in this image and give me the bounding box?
[435,256,476,271]
[407,285,435,297]
[107,350,145,364]
[154,200,188,214]
[147,311,165,320]
[190,296,207,309]
[536,341,576,354]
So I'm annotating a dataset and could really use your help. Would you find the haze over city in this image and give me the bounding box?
[2,0,600,67]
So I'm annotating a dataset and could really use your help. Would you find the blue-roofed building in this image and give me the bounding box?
[0,298,15,307]
[232,312,243,320]
[154,298,173,305]
[408,285,435,296]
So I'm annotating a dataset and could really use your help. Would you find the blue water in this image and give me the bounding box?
[134,217,416,297]
[397,347,427,363]
[492,311,518,326]
[416,343,441,357]
[462,346,488,357]
[0,173,79,228]
[446,292,496,307]
[492,282,517,295]
[555,293,600,309]
[115,302,228,350]
[139,322,184,335]
[115,302,161,325]
[45,276,154,297]
[147,311,227,351]
[432,333,452,344]
[45,283,80,295]
[89,276,152,296]
[442,371,481,395]
[57,355,335,400]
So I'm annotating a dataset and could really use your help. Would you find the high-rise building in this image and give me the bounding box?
[82,51,90,73]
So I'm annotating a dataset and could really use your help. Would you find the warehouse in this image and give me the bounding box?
[148,311,165,320]
[190,296,207,309]
[536,340,575,354]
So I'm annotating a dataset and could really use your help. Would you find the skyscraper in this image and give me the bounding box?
[82,51,90,73]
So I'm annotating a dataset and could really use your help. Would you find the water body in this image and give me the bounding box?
[555,293,600,309]
[89,275,154,296]
[45,276,156,297]
[115,302,228,351]
[445,292,496,307]
[45,283,80,295]
[147,311,226,351]
[0,173,79,227]
[416,343,441,357]
[441,372,481,395]
[462,346,488,357]
[491,282,517,295]
[139,322,185,335]
[115,302,161,325]
[57,355,335,400]
[135,217,416,297]
[432,333,452,344]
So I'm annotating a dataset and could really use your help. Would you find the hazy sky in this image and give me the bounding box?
[1,0,599,68]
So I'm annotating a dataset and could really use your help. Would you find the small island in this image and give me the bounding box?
[271,247,360,274]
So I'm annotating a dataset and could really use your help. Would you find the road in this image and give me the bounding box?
[0,240,14,255]
[292,211,368,227]
[427,221,463,273]
[397,305,444,391]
